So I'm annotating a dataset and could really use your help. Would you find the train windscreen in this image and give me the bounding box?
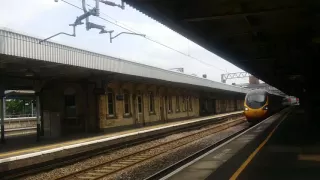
[246,94,267,109]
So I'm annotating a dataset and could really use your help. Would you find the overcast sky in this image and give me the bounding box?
[0,0,250,84]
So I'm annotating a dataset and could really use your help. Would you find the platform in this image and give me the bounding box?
[0,111,242,173]
[163,107,292,180]
[228,107,320,180]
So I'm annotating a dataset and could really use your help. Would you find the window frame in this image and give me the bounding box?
[149,91,155,114]
[167,96,172,113]
[107,89,115,117]
[189,97,193,111]
[175,95,180,112]
[123,90,131,116]
[65,94,76,119]
[182,96,187,112]
[137,95,143,114]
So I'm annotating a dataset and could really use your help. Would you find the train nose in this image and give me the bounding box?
[244,108,267,119]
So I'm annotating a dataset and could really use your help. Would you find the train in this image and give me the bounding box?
[283,96,299,106]
[243,89,286,122]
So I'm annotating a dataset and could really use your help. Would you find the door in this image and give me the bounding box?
[136,95,144,125]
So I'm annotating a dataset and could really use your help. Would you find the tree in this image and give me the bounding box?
[6,99,24,115]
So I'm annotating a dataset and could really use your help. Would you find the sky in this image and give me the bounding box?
[0,0,250,84]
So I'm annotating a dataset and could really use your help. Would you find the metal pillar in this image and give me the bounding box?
[1,97,5,143]
[36,95,41,141]
[23,99,25,115]
[31,100,34,117]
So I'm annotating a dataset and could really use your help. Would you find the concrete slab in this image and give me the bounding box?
[188,160,223,170]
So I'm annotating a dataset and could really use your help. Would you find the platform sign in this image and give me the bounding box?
[116,94,124,100]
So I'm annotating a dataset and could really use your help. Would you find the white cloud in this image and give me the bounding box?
[0,0,60,27]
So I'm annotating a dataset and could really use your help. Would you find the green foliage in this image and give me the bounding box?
[6,99,34,115]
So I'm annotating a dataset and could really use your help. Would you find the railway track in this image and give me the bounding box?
[56,117,246,180]
[2,113,243,180]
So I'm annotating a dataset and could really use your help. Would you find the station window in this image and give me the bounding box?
[65,95,76,118]
[176,96,180,112]
[138,95,142,113]
[189,97,193,111]
[205,99,209,110]
[216,100,220,111]
[123,91,130,115]
[149,92,155,113]
[182,97,187,112]
[107,90,115,116]
[168,96,172,113]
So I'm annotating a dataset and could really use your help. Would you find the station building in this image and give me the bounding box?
[0,28,248,140]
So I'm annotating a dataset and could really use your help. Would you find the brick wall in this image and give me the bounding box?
[99,82,201,130]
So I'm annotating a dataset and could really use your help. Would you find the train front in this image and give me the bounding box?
[244,90,268,122]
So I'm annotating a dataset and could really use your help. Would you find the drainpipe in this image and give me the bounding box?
[0,95,5,144]
[36,94,41,142]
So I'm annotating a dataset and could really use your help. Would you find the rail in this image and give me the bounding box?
[2,112,243,179]
[56,117,246,180]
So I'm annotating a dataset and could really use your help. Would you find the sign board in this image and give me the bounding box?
[116,94,124,100]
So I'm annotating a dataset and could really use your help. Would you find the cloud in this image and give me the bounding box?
[0,0,247,84]
[0,0,60,28]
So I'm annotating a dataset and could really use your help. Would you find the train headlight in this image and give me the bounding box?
[263,106,268,110]
[245,107,248,111]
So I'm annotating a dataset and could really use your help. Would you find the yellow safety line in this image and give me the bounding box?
[230,112,289,180]
[298,155,320,162]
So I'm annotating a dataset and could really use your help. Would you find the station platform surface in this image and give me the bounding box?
[232,107,320,180]
[166,106,320,180]
[0,111,243,173]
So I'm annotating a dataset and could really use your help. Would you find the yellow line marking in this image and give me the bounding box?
[230,113,289,180]
[298,155,320,162]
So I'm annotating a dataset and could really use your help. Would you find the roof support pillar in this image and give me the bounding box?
[0,88,5,144]
[35,94,41,142]
[34,80,43,142]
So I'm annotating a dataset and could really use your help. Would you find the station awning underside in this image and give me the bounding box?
[124,0,320,97]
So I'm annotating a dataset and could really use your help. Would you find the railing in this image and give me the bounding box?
[2,117,37,129]
[5,114,37,118]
